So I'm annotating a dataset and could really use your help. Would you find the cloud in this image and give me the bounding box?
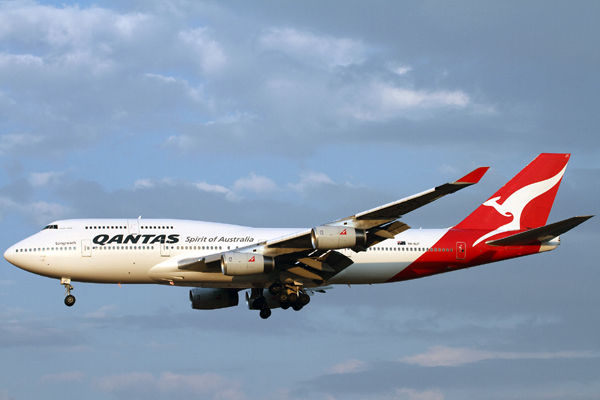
[385,389,445,400]
[400,346,597,367]
[40,371,86,384]
[28,171,65,187]
[330,359,368,374]
[398,389,444,400]
[259,27,367,68]
[232,173,277,194]
[288,171,335,193]
[339,80,473,122]
[389,64,412,76]
[178,27,226,74]
[84,304,119,319]
[0,315,86,348]
[93,371,245,400]
[0,133,43,156]
[193,181,238,201]
[0,389,15,400]
[0,196,72,225]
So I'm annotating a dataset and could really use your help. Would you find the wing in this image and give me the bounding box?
[264,166,489,252]
[261,167,488,283]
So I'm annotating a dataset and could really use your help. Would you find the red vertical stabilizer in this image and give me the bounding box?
[454,153,570,245]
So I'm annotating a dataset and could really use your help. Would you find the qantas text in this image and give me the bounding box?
[93,234,179,245]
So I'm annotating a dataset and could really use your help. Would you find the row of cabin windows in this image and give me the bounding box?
[17,247,75,252]
[172,245,224,250]
[85,225,174,230]
[370,247,453,252]
[16,245,229,253]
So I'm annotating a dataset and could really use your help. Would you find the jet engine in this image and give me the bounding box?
[221,252,275,276]
[311,226,366,249]
[189,288,239,310]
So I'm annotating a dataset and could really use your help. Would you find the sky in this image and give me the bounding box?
[0,1,599,399]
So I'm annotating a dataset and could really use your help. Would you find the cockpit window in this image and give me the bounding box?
[42,224,58,230]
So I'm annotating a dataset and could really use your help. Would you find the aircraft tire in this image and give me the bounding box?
[252,297,265,310]
[259,307,271,319]
[299,293,310,305]
[268,282,283,295]
[64,294,76,307]
[276,292,288,303]
[288,292,298,303]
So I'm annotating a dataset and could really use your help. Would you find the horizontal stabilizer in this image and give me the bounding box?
[486,215,593,246]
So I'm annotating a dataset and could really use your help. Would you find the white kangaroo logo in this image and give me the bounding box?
[473,165,567,246]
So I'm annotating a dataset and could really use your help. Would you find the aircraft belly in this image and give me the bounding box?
[329,261,412,284]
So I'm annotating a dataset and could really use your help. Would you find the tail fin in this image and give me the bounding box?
[455,153,570,245]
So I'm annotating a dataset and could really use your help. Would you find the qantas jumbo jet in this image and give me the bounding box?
[4,153,592,319]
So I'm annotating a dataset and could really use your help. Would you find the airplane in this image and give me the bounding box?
[4,153,592,319]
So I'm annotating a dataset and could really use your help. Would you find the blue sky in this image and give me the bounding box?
[0,1,599,399]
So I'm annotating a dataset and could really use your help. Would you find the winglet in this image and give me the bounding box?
[455,167,489,184]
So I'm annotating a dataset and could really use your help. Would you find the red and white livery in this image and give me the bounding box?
[4,153,592,319]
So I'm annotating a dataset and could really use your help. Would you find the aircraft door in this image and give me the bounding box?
[456,242,466,260]
[161,244,170,257]
[128,219,139,234]
[82,240,92,257]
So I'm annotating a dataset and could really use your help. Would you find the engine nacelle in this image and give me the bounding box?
[311,226,366,249]
[221,252,275,276]
[189,288,239,310]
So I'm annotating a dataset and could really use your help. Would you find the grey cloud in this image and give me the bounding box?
[92,371,245,400]
[0,1,517,160]
[0,312,86,348]
[298,356,600,399]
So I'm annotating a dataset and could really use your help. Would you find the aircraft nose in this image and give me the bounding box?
[4,246,15,265]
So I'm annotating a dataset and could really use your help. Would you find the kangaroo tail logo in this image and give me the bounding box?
[455,153,570,246]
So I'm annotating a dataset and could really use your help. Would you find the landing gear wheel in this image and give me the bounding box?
[64,294,76,307]
[252,297,265,310]
[259,306,271,319]
[280,301,290,310]
[268,281,284,295]
[292,302,303,311]
[299,293,310,305]
[288,292,298,303]
[276,292,288,303]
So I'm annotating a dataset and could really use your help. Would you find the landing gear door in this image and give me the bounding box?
[128,219,139,234]
[82,240,92,257]
[456,242,466,260]
[161,244,170,257]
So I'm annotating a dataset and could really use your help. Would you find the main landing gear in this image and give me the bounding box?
[61,277,76,307]
[251,281,311,319]
[249,289,272,320]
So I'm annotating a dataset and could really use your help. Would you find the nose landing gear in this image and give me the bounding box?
[61,277,76,307]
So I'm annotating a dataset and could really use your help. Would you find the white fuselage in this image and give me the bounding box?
[4,219,449,288]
